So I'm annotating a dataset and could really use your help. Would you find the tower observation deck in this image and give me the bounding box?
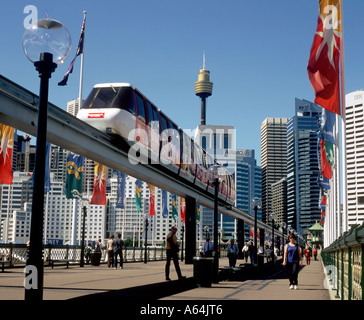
[195,54,213,125]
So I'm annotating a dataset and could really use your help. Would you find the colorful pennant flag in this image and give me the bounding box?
[58,13,86,86]
[135,179,143,212]
[171,194,178,220]
[307,0,342,115]
[90,162,106,205]
[320,139,334,179]
[196,204,201,225]
[147,184,155,216]
[162,190,168,218]
[0,124,14,184]
[250,226,254,239]
[180,197,186,223]
[44,142,51,193]
[115,171,126,209]
[66,153,84,199]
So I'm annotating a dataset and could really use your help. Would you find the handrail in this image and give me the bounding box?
[321,222,364,300]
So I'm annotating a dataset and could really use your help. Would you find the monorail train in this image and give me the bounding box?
[77,83,236,205]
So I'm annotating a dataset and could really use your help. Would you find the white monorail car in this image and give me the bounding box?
[77,83,236,205]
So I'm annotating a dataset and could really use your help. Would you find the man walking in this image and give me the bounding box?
[113,233,124,269]
[165,226,185,281]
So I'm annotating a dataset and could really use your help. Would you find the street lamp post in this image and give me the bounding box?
[269,213,277,264]
[280,222,287,252]
[22,18,71,301]
[80,202,88,267]
[204,226,209,239]
[144,216,148,264]
[181,225,185,261]
[251,197,262,266]
[208,164,223,283]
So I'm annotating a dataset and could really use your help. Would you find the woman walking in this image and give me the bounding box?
[283,233,303,290]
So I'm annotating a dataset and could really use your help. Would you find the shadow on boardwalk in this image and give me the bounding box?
[70,259,290,301]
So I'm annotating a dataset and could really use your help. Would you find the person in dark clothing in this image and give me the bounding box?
[283,233,303,290]
[113,233,124,269]
[165,226,185,281]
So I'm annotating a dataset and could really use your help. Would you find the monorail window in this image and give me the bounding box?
[152,107,160,132]
[145,100,154,125]
[114,87,135,114]
[160,114,168,135]
[82,87,118,109]
[135,92,146,124]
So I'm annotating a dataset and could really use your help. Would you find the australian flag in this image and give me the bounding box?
[58,13,86,86]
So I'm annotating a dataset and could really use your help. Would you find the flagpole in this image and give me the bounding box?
[78,11,86,111]
[339,0,347,234]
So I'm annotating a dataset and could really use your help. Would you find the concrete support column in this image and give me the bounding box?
[185,197,197,264]
[237,219,245,259]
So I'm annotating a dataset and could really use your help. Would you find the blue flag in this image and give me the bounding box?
[116,171,126,209]
[162,190,169,218]
[58,13,86,86]
[44,142,51,193]
[320,108,336,144]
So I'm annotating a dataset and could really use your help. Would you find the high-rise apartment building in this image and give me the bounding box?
[261,117,290,223]
[233,149,262,240]
[286,99,321,234]
[344,91,364,227]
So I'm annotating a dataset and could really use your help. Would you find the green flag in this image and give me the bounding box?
[171,194,178,221]
[66,153,84,199]
[196,204,201,225]
[135,179,142,212]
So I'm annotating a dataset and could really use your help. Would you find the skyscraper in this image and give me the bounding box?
[286,99,322,234]
[261,117,290,223]
[344,91,364,227]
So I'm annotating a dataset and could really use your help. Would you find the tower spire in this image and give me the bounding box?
[195,53,213,125]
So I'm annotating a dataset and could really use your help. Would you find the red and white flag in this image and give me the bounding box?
[0,124,14,184]
[147,184,155,216]
[307,0,342,115]
[90,162,106,205]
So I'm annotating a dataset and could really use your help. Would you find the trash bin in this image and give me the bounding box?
[91,251,102,266]
[257,253,264,271]
[193,256,214,287]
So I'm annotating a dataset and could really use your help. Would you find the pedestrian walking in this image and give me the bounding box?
[248,242,255,265]
[283,233,303,290]
[265,246,271,262]
[84,242,92,265]
[242,242,249,263]
[113,233,124,269]
[313,246,318,261]
[227,239,239,267]
[199,244,204,256]
[165,226,185,281]
[304,246,311,265]
[273,245,279,264]
[106,235,114,268]
[203,237,214,257]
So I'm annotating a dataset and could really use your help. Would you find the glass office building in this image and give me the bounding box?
[287,99,322,234]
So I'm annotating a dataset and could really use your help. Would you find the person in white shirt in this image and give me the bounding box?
[242,242,249,263]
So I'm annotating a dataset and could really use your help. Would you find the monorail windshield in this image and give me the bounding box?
[82,86,134,113]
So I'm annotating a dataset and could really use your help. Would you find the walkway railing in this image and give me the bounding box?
[0,243,228,269]
[321,222,364,300]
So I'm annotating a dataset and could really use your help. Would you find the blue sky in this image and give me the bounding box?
[1,0,364,165]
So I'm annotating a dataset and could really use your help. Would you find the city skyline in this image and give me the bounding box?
[1,1,364,164]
